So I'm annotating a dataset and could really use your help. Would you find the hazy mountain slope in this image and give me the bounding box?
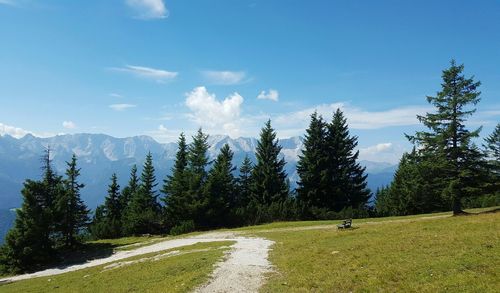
[0,209,16,244]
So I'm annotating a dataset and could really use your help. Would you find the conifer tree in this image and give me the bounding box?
[236,155,253,208]
[250,120,289,205]
[119,165,138,211]
[56,154,89,247]
[408,60,484,214]
[481,123,500,200]
[162,133,190,228]
[484,123,500,162]
[296,111,328,212]
[0,149,60,272]
[203,144,236,228]
[186,128,210,226]
[90,174,122,239]
[123,152,160,235]
[324,109,370,211]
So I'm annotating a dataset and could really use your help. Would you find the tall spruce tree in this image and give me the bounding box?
[203,144,236,228]
[56,154,89,247]
[0,149,60,272]
[123,152,160,235]
[296,111,328,213]
[325,109,370,211]
[408,60,484,214]
[250,120,289,205]
[119,165,138,211]
[162,133,190,228]
[186,128,210,226]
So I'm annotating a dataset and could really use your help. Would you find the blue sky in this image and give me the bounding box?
[0,0,499,163]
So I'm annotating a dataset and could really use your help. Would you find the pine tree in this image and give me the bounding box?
[374,185,391,216]
[56,154,89,247]
[119,165,138,211]
[90,174,122,239]
[324,109,370,211]
[408,60,484,215]
[296,111,328,213]
[236,155,253,208]
[0,149,60,272]
[123,152,160,235]
[162,133,190,228]
[203,144,236,228]
[484,123,500,162]
[250,120,290,206]
[186,128,210,226]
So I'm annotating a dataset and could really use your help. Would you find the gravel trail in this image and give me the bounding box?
[0,231,274,293]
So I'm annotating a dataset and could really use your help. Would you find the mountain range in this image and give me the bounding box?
[0,133,397,242]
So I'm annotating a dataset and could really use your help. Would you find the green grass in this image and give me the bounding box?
[0,241,233,293]
[253,211,499,292]
[235,206,499,232]
[2,207,498,292]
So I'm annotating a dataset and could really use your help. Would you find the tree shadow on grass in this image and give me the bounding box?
[455,207,500,216]
[53,242,116,269]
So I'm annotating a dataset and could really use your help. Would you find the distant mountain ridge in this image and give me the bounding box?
[0,133,396,209]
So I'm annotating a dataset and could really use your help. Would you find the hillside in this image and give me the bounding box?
[1,208,498,292]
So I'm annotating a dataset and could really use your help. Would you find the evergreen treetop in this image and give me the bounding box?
[250,120,290,205]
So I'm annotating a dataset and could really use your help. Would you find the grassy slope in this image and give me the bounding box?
[252,210,499,292]
[1,208,498,292]
[0,241,233,293]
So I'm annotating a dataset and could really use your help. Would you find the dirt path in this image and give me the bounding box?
[195,237,274,293]
[0,231,274,293]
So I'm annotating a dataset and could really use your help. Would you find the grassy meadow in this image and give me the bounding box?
[1,207,498,292]
[253,209,499,292]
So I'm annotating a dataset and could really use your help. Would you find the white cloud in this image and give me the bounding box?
[257,89,279,102]
[62,121,76,129]
[109,104,137,111]
[110,65,178,83]
[185,86,244,137]
[0,122,54,138]
[109,93,123,98]
[0,122,31,138]
[359,142,407,164]
[147,124,185,143]
[360,143,393,155]
[201,70,247,85]
[125,0,168,19]
[274,103,431,131]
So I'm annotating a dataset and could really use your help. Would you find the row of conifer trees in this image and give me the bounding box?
[0,110,372,273]
[90,110,372,240]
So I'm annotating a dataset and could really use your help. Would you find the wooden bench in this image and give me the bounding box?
[337,218,352,229]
